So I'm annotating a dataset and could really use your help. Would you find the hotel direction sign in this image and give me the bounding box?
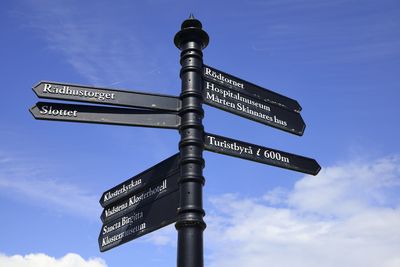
[100,153,180,208]
[203,65,302,112]
[30,102,181,129]
[203,80,305,136]
[101,171,179,223]
[99,189,179,252]
[33,81,181,112]
[204,132,320,175]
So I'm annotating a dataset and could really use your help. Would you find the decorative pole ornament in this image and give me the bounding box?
[174,15,209,267]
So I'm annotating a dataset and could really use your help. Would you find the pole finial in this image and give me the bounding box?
[174,16,209,49]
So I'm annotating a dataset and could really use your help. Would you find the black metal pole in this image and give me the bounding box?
[174,15,209,267]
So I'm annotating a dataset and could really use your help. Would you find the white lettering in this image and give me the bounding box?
[39,106,77,117]
[40,83,117,102]
[103,178,142,203]
[204,67,245,89]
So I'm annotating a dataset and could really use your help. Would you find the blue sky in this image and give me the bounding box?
[1,0,399,266]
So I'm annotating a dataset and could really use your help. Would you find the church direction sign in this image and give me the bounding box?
[204,132,320,175]
[33,81,181,112]
[100,153,180,208]
[99,188,179,252]
[30,102,181,129]
[203,79,305,136]
[101,171,179,224]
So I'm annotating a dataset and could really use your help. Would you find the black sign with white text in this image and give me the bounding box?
[30,102,181,129]
[203,65,302,112]
[101,171,179,223]
[204,132,320,175]
[203,80,305,136]
[99,189,179,252]
[100,153,180,208]
[33,81,181,112]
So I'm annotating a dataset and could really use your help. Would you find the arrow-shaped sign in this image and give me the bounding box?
[203,65,302,112]
[204,132,320,175]
[101,171,179,223]
[30,102,181,129]
[99,189,179,252]
[33,81,181,112]
[100,153,180,208]
[203,80,305,136]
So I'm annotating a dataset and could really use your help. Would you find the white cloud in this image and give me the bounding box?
[0,253,106,267]
[143,224,176,246]
[288,155,400,216]
[205,155,400,267]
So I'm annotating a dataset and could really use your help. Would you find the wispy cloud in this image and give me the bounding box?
[228,1,400,63]
[0,153,100,220]
[20,1,161,87]
[205,155,400,267]
[0,253,107,267]
[14,0,179,159]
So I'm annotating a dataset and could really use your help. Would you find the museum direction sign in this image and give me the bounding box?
[30,102,181,129]
[203,65,302,112]
[204,132,320,175]
[33,81,181,112]
[203,80,305,135]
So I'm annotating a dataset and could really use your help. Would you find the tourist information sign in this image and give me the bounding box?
[204,132,320,175]
[99,189,179,252]
[100,153,180,208]
[203,65,302,112]
[30,102,181,129]
[203,80,305,135]
[101,171,179,223]
[33,81,181,112]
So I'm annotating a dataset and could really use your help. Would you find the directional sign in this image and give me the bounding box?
[101,171,179,223]
[99,189,179,252]
[30,102,181,129]
[203,80,305,135]
[33,81,181,112]
[204,132,320,175]
[203,65,302,112]
[100,153,180,208]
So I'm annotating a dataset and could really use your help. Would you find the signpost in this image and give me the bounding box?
[33,81,181,112]
[204,132,320,175]
[30,102,180,129]
[29,14,321,267]
[174,15,208,267]
[203,80,305,135]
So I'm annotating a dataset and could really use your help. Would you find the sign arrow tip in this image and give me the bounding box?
[29,105,38,118]
[32,81,46,97]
